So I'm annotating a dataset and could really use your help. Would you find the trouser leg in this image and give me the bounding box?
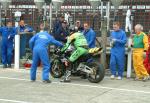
[133,52,142,78]
[39,50,50,81]
[110,54,117,76]
[117,53,125,77]
[2,43,7,67]
[7,44,13,66]
[30,51,39,80]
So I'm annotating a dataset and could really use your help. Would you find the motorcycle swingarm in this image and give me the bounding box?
[76,63,93,74]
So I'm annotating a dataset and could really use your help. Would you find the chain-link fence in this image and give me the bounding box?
[0,0,150,34]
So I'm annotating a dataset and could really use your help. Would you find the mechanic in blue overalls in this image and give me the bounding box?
[83,22,96,48]
[17,20,33,59]
[0,20,16,68]
[29,23,63,83]
[110,21,127,80]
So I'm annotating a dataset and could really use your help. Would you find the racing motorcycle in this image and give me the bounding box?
[50,46,105,83]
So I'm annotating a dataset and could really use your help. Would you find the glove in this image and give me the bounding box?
[110,39,116,47]
[112,39,117,42]
[8,35,13,40]
[110,41,114,48]
[24,29,29,32]
[8,35,11,39]
[143,52,146,59]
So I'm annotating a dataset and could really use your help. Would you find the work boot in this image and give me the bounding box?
[134,77,142,81]
[117,76,122,80]
[30,79,36,82]
[110,75,115,80]
[8,64,12,68]
[43,80,51,83]
[143,76,149,82]
[3,64,7,68]
[61,70,71,82]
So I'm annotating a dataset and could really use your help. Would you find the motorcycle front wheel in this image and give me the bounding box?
[50,59,65,78]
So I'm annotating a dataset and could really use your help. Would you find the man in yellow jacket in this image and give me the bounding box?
[132,24,149,81]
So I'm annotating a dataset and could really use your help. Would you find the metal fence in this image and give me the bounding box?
[0,0,150,34]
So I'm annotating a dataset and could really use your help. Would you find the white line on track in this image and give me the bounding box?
[0,98,32,103]
[0,76,150,94]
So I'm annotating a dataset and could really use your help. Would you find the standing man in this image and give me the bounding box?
[0,34,2,63]
[60,31,89,82]
[52,15,64,36]
[143,30,150,75]
[0,20,16,68]
[83,22,96,48]
[132,24,149,81]
[65,12,70,23]
[110,22,127,80]
[17,20,33,59]
[75,20,84,32]
[125,6,132,32]
[54,20,70,43]
[29,23,63,83]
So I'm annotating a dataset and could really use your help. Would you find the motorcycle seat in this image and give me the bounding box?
[88,47,103,56]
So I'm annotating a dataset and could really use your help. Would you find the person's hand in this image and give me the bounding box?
[8,35,10,39]
[148,54,150,60]
[24,29,29,32]
[110,39,116,47]
[110,41,114,47]
[112,39,117,42]
[143,51,146,59]
[131,43,134,47]
[75,26,78,31]
[128,47,132,52]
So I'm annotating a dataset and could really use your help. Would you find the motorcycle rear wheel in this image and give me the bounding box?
[87,63,105,83]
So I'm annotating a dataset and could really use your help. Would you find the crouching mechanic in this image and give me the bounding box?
[60,31,89,82]
[29,23,63,83]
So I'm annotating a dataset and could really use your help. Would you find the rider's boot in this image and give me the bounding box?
[61,61,72,82]
[61,70,71,82]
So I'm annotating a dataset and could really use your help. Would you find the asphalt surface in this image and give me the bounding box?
[0,68,150,103]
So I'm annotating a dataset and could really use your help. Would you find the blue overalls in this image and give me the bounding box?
[110,29,127,77]
[17,25,33,58]
[29,31,63,81]
[83,28,96,48]
[0,27,16,65]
